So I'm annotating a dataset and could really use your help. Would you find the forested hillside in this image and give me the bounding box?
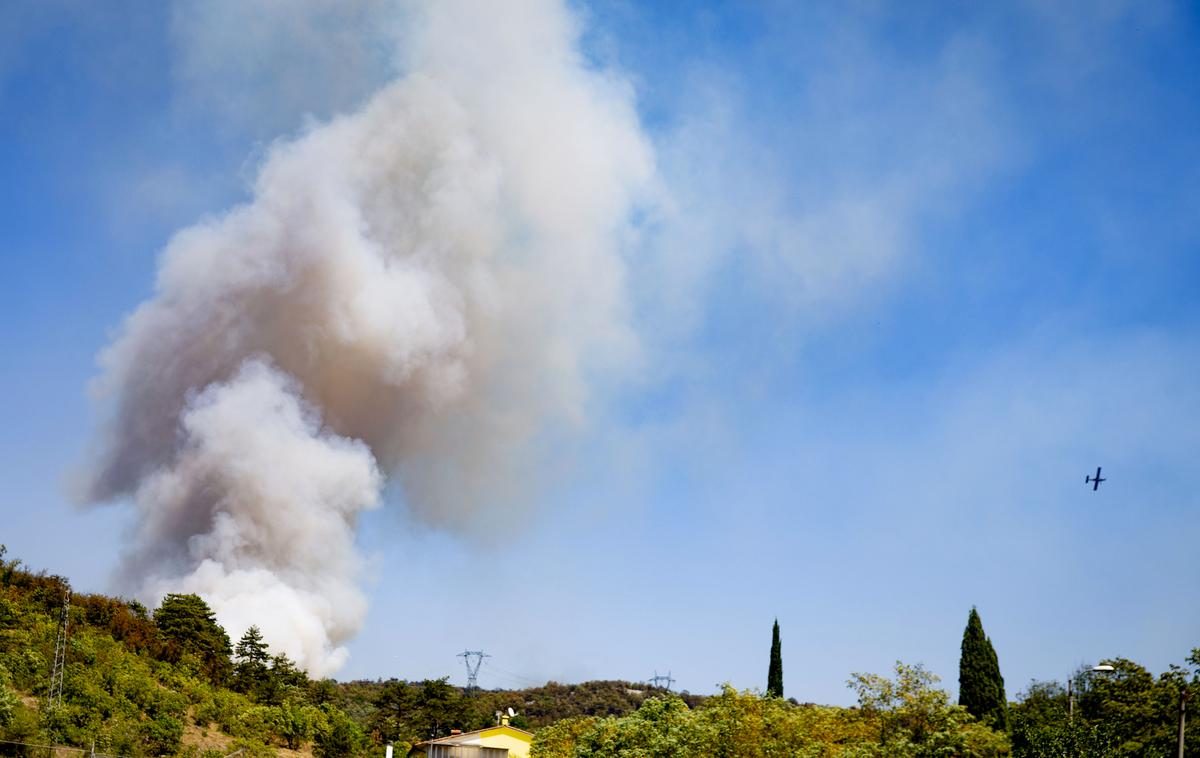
[338,678,696,735]
[0,548,689,758]
[0,546,365,758]
[2,546,1196,758]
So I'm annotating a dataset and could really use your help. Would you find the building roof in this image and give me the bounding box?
[419,725,534,746]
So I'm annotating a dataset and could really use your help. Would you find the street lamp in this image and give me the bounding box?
[1177,683,1191,758]
[1068,664,1115,722]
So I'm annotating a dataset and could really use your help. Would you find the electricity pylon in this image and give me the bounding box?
[49,584,71,706]
[649,670,675,692]
[458,650,490,692]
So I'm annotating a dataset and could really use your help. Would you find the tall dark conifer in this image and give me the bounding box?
[233,625,270,696]
[767,618,784,698]
[958,606,1008,730]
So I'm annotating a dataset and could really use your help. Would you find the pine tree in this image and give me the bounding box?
[233,625,271,695]
[958,606,1008,730]
[261,652,309,705]
[767,618,784,698]
[153,593,232,684]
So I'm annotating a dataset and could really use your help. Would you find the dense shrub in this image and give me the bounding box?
[533,673,1009,758]
[314,705,366,758]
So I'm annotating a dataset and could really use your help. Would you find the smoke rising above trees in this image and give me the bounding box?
[78,0,654,675]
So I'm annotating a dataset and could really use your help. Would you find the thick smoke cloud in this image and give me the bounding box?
[81,0,653,675]
[127,361,381,672]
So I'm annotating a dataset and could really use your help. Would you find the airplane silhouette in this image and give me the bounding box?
[1085,466,1105,491]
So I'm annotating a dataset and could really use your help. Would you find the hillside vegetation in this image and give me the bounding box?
[531,667,1011,758]
[0,547,360,758]
[0,547,686,758]
[2,547,1196,758]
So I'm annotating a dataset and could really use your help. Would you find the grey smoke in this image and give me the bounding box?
[81,0,653,675]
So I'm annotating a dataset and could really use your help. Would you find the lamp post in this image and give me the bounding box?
[1178,685,1191,758]
[1068,664,1114,723]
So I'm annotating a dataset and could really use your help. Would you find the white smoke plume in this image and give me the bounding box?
[81,0,654,675]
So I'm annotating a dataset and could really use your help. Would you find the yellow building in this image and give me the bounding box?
[416,724,533,758]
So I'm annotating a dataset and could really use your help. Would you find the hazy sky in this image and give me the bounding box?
[2,0,1198,705]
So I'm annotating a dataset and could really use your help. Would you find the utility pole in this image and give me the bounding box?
[49,583,71,707]
[1178,686,1190,758]
[1066,663,1114,725]
[457,650,490,692]
[649,670,675,692]
[1067,676,1075,723]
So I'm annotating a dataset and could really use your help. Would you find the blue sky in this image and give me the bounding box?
[2,0,1198,704]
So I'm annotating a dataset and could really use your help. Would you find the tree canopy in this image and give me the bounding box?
[153,593,233,684]
[232,625,272,697]
[535,666,1009,758]
[1010,653,1200,757]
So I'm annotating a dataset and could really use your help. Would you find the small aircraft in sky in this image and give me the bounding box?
[1085,466,1106,491]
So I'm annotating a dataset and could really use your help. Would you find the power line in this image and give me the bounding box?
[479,670,528,687]
[483,660,541,684]
[481,660,544,688]
[481,669,536,689]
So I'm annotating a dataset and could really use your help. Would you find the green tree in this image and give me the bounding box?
[142,712,185,755]
[274,701,320,750]
[1010,679,1120,758]
[767,619,783,699]
[530,716,600,758]
[260,652,309,705]
[959,607,1009,731]
[0,545,22,587]
[572,696,710,758]
[851,661,1010,757]
[153,593,233,684]
[314,704,365,758]
[310,678,340,706]
[1075,657,1195,756]
[370,677,469,744]
[233,626,270,696]
[1006,655,1200,758]
[534,683,1006,758]
[692,685,870,757]
[369,679,416,743]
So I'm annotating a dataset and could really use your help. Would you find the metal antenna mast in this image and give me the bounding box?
[49,583,71,706]
[649,670,675,692]
[457,650,490,692]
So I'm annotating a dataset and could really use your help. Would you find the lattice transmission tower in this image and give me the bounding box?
[457,650,490,692]
[649,670,675,692]
[49,584,71,706]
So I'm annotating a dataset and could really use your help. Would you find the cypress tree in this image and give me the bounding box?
[767,618,784,698]
[958,606,1008,730]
